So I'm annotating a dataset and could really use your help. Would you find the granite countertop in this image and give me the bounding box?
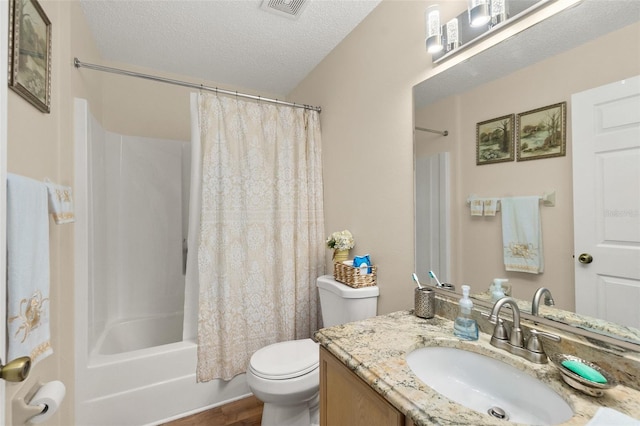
[314,310,640,426]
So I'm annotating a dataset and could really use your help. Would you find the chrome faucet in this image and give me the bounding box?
[489,297,524,348]
[488,296,560,364]
[531,287,555,316]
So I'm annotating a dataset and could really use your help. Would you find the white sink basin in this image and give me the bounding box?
[406,347,574,425]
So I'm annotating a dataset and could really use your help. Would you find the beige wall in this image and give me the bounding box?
[289,0,441,314]
[416,22,640,310]
[6,0,102,424]
[99,63,281,141]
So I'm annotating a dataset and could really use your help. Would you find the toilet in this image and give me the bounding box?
[246,274,379,426]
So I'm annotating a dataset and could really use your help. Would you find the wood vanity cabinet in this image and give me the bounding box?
[319,346,414,426]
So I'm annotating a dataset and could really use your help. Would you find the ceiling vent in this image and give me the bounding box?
[260,0,309,19]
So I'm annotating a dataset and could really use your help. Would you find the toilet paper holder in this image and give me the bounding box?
[12,381,65,425]
[12,382,46,425]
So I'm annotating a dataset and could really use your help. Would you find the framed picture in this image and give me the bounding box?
[516,102,566,161]
[9,0,52,113]
[476,114,515,165]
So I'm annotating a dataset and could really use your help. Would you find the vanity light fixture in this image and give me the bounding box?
[468,0,491,27]
[427,0,551,63]
[425,5,443,53]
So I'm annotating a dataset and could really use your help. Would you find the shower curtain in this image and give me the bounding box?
[193,92,325,381]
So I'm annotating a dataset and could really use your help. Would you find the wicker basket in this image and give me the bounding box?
[333,261,377,288]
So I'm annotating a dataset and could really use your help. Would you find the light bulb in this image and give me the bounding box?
[490,0,507,25]
[468,0,490,27]
[446,18,459,51]
[425,5,443,54]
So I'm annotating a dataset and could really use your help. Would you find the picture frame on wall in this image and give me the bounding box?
[516,102,567,161]
[9,0,52,113]
[476,114,515,165]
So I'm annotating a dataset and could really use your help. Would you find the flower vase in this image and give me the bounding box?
[333,249,349,263]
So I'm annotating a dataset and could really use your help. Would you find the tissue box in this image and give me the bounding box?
[333,261,377,288]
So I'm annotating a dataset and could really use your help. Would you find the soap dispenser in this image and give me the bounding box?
[491,278,508,302]
[454,285,479,341]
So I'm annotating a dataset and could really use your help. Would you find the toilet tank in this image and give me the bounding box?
[317,275,379,328]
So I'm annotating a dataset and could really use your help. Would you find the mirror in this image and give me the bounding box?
[414,0,640,347]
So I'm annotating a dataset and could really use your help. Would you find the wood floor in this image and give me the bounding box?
[162,396,263,426]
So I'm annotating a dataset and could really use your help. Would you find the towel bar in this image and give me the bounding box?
[466,190,556,212]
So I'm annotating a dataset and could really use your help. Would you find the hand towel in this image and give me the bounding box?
[7,174,53,365]
[586,407,640,425]
[501,196,544,274]
[483,198,498,216]
[470,198,483,216]
[44,180,75,224]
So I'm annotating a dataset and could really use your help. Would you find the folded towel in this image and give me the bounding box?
[586,407,640,425]
[483,198,498,216]
[44,180,75,224]
[7,174,53,365]
[501,196,544,274]
[470,198,483,216]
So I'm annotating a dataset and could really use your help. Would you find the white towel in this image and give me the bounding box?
[470,198,484,216]
[44,180,75,224]
[483,198,498,216]
[501,196,544,274]
[6,174,53,365]
[586,407,640,425]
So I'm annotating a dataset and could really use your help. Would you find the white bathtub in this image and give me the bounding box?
[78,313,250,426]
[94,313,184,355]
[78,343,250,426]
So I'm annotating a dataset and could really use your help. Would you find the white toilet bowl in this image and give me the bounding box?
[246,339,320,426]
[247,276,379,426]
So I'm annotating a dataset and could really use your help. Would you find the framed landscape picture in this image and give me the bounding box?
[9,0,52,113]
[476,114,515,165]
[516,102,566,161]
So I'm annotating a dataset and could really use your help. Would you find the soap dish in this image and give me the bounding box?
[551,354,617,397]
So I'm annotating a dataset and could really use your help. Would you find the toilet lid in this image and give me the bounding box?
[250,338,319,380]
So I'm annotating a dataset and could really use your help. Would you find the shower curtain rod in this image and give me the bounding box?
[73,58,322,113]
[415,126,448,136]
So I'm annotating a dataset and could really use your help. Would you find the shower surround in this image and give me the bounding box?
[74,98,249,425]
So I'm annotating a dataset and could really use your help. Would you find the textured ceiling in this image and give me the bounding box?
[414,0,640,108]
[79,0,382,97]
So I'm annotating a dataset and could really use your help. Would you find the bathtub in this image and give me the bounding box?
[77,312,250,426]
[93,313,184,356]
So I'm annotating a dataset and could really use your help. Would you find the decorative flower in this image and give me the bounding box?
[326,230,355,251]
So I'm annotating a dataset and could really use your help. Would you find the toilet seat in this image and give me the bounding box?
[249,338,319,380]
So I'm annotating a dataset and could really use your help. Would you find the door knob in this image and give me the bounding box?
[578,253,593,264]
[0,356,31,382]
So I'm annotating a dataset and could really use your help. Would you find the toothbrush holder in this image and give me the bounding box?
[414,287,435,319]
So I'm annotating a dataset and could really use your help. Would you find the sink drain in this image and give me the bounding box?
[488,406,509,420]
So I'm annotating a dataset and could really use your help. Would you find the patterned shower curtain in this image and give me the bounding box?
[195,92,325,382]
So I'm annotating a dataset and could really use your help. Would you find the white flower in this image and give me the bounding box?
[326,230,355,250]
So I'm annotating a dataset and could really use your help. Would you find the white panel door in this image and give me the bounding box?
[572,76,640,329]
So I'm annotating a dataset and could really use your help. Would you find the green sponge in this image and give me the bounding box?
[561,360,607,384]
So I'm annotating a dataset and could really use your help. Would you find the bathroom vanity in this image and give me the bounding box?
[315,300,640,426]
[320,346,410,426]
